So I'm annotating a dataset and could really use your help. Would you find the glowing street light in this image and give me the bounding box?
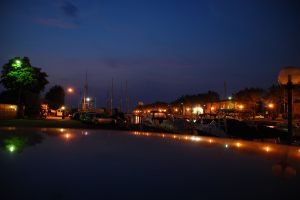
[12,59,22,67]
[8,144,16,152]
[268,103,274,109]
[67,87,74,93]
[15,59,21,65]
[86,97,90,102]
[238,105,244,110]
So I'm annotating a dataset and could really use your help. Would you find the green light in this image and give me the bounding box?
[7,144,16,152]
[12,59,22,67]
[228,96,232,100]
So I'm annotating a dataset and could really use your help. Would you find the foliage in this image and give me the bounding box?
[234,87,265,102]
[45,85,65,109]
[0,57,49,118]
[0,57,48,92]
[234,87,266,114]
[172,90,220,105]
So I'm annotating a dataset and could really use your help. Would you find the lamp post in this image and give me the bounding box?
[67,87,74,110]
[278,66,300,144]
[268,103,274,119]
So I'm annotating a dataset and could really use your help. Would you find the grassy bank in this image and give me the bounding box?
[0,119,178,134]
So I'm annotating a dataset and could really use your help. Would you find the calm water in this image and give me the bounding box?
[1,127,300,200]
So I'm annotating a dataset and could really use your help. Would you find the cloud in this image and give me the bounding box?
[35,18,79,29]
[61,1,79,18]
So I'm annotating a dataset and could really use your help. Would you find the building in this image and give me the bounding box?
[0,104,17,119]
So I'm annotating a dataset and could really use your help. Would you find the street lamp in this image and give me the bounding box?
[268,103,274,109]
[67,88,74,93]
[66,87,74,110]
[278,66,300,144]
[12,59,22,67]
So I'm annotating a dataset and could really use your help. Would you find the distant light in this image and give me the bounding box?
[211,106,215,111]
[268,103,274,108]
[86,97,90,102]
[14,59,22,67]
[65,133,70,139]
[238,105,244,109]
[61,106,65,110]
[192,106,203,114]
[209,139,213,143]
[225,144,229,148]
[265,146,270,152]
[228,96,232,100]
[191,136,201,142]
[67,88,74,93]
[236,142,241,148]
[8,145,16,152]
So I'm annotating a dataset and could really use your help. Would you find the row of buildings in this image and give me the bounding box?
[133,98,300,120]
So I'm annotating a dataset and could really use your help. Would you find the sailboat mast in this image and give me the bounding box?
[110,78,114,115]
[82,71,88,111]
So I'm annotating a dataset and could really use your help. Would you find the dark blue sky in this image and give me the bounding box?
[1,0,300,108]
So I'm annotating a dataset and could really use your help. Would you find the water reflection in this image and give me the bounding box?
[131,131,300,160]
[131,131,300,180]
[0,129,43,153]
[272,147,297,179]
[1,128,300,199]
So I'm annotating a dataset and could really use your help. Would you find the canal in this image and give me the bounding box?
[1,127,300,200]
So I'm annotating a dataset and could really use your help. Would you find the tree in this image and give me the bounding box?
[172,90,220,105]
[45,85,65,109]
[265,84,285,116]
[0,57,49,117]
[234,87,265,116]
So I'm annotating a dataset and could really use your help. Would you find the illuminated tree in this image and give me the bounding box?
[0,57,48,117]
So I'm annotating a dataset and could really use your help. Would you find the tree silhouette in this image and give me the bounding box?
[234,87,265,116]
[45,85,65,109]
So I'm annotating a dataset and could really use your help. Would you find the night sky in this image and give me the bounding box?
[1,0,300,108]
